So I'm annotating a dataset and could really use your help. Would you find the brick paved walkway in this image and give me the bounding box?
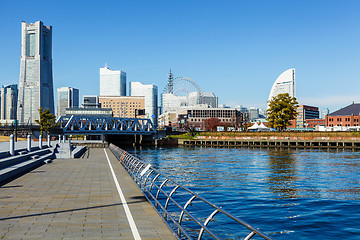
[0,148,176,239]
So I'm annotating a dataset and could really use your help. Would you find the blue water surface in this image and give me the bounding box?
[127,146,360,240]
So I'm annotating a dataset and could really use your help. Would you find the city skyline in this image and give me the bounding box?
[1,1,360,112]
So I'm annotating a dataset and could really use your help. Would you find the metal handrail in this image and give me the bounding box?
[109,143,275,240]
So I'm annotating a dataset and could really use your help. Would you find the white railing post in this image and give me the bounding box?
[27,135,31,152]
[58,135,61,144]
[47,135,51,147]
[39,135,42,149]
[10,134,15,156]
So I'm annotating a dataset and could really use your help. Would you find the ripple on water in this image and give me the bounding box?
[129,147,360,240]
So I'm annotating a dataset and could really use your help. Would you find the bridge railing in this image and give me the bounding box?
[109,144,275,240]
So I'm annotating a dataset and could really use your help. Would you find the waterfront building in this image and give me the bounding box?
[0,84,18,123]
[65,107,112,117]
[267,68,295,108]
[161,93,188,113]
[295,105,320,128]
[100,65,126,96]
[162,91,218,114]
[98,96,145,118]
[305,119,325,128]
[185,106,243,131]
[129,82,158,125]
[249,107,259,121]
[17,21,54,124]
[158,111,179,129]
[187,92,218,108]
[57,87,79,117]
[82,95,100,108]
[326,103,360,127]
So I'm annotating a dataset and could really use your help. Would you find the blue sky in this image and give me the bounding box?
[1,0,360,112]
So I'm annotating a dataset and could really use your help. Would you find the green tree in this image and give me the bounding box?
[35,108,56,136]
[266,93,298,131]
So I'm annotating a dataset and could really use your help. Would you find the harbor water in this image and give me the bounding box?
[128,146,360,239]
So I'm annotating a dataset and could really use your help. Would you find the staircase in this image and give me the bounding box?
[0,145,55,184]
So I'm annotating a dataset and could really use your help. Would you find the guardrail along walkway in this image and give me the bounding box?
[0,148,176,239]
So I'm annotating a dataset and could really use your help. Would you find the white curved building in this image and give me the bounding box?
[267,68,295,108]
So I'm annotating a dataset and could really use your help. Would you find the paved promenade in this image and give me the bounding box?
[0,148,176,239]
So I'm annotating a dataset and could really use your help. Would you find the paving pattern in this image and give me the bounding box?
[0,148,176,239]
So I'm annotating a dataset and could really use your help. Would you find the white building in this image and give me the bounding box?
[57,87,79,117]
[188,92,218,108]
[0,84,18,123]
[162,91,218,114]
[100,65,126,96]
[267,68,295,108]
[129,82,158,126]
[17,21,54,124]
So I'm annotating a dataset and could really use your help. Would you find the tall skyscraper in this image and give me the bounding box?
[17,21,54,124]
[100,65,126,96]
[129,82,158,126]
[0,84,18,122]
[57,87,79,117]
[267,68,295,108]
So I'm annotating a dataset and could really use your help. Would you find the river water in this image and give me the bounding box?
[127,146,360,239]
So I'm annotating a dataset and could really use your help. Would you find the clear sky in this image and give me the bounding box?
[1,0,360,112]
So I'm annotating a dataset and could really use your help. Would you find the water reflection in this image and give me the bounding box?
[127,146,360,239]
[266,149,299,199]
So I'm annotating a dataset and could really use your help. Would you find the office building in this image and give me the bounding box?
[158,112,179,129]
[100,65,126,96]
[186,106,243,131]
[82,95,100,108]
[268,68,295,108]
[0,84,18,123]
[99,96,145,118]
[162,91,218,114]
[17,21,54,124]
[188,92,218,108]
[295,105,320,128]
[57,87,79,117]
[249,107,259,121]
[162,93,188,113]
[129,82,158,125]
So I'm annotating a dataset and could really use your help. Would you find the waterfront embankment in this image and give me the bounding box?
[166,132,360,149]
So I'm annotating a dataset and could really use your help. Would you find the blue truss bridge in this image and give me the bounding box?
[56,115,156,135]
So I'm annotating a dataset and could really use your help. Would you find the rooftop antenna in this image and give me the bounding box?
[105,62,108,68]
[168,69,174,94]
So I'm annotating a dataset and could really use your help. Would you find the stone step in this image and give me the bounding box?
[0,148,52,170]
[0,152,54,183]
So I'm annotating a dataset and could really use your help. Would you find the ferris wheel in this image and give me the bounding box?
[161,72,205,113]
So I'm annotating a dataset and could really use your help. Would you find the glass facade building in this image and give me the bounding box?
[0,84,18,122]
[17,21,54,124]
[57,87,79,117]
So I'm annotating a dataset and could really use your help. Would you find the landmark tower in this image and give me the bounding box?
[17,21,54,124]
